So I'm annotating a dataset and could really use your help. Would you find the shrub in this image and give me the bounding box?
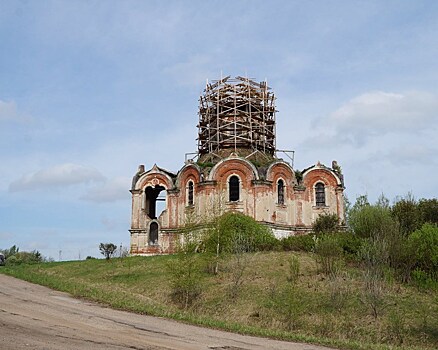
[358,238,389,319]
[349,202,398,240]
[314,234,344,277]
[203,212,277,254]
[5,255,18,266]
[411,268,437,290]
[391,193,420,235]
[418,198,438,225]
[1,245,19,259]
[409,223,438,280]
[331,231,363,258]
[287,254,300,284]
[389,235,416,283]
[167,252,204,309]
[280,234,315,252]
[312,213,339,234]
[4,250,43,265]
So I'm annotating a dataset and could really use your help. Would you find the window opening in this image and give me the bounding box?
[229,175,240,202]
[188,181,194,206]
[145,185,166,219]
[149,222,158,245]
[315,183,325,207]
[277,179,284,205]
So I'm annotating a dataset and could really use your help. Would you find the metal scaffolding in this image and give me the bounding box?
[197,76,277,157]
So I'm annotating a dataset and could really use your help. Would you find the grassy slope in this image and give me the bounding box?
[1,252,437,350]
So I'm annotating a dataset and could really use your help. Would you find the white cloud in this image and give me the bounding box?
[80,177,130,203]
[9,163,105,192]
[299,90,438,151]
[0,99,31,122]
[373,144,437,166]
[328,90,438,143]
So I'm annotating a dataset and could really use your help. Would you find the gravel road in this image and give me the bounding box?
[0,274,333,350]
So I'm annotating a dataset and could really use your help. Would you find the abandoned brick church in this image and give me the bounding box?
[130,76,345,255]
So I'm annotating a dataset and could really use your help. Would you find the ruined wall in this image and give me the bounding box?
[130,157,345,255]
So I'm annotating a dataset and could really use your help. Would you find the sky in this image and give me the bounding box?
[1,1,437,261]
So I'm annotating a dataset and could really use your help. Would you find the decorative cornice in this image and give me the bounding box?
[198,180,217,188]
[251,179,272,186]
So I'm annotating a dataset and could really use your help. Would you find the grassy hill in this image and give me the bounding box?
[1,251,437,350]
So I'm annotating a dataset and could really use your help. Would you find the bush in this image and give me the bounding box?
[312,213,339,234]
[411,268,438,290]
[5,255,18,266]
[358,238,389,319]
[418,198,438,225]
[203,212,277,254]
[391,194,420,235]
[280,234,315,252]
[1,245,19,260]
[4,250,43,265]
[314,234,344,277]
[349,202,398,240]
[330,231,363,258]
[167,253,204,309]
[409,223,438,280]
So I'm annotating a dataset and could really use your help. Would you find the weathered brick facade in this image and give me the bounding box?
[129,157,344,255]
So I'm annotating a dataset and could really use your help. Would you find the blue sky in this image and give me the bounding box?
[1,1,437,260]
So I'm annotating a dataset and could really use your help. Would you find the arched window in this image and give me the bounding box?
[229,175,240,202]
[149,222,158,245]
[315,183,325,207]
[188,181,194,206]
[277,179,284,205]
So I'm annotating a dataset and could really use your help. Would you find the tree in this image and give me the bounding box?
[99,243,117,260]
[349,200,398,240]
[391,193,420,235]
[418,198,438,226]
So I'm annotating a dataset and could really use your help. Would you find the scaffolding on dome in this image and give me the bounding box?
[197,76,277,158]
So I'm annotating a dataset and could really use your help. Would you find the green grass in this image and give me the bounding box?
[1,252,437,350]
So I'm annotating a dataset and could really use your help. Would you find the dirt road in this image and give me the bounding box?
[0,274,333,350]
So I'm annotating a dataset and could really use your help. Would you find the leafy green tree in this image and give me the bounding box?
[391,193,420,235]
[349,201,398,240]
[418,198,438,226]
[99,243,117,260]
